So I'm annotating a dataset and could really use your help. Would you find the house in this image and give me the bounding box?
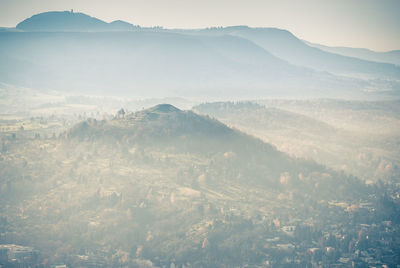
[281,225,296,236]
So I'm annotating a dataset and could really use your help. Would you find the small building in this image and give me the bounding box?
[281,225,296,236]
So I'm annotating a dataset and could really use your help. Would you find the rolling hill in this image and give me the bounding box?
[16,11,138,32]
[193,100,400,181]
[0,103,395,267]
[66,104,294,178]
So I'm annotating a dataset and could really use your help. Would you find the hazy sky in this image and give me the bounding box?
[0,0,399,51]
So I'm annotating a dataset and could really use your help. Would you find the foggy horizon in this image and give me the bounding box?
[1,0,400,51]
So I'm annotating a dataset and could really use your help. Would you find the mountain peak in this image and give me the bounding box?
[66,104,236,147]
[16,11,137,32]
[150,104,182,113]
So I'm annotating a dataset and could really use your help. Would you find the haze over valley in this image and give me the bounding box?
[1,7,400,268]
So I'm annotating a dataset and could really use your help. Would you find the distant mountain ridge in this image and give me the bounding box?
[16,11,138,32]
[1,30,354,98]
[1,11,399,98]
[203,26,400,79]
[305,41,400,66]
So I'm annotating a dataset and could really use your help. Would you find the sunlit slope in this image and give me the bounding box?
[194,101,400,181]
[0,104,376,266]
[67,104,295,181]
[62,104,364,192]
